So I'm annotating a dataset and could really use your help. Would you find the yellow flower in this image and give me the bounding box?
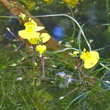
[18,21,40,39]
[64,0,70,3]
[36,45,46,57]
[18,19,44,40]
[80,48,99,69]
[64,0,79,8]
[43,0,53,4]
[73,51,79,57]
[18,19,50,44]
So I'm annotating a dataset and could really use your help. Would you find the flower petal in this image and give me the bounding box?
[35,26,45,32]
[40,33,50,43]
[28,37,40,44]
[18,30,40,39]
[84,51,99,69]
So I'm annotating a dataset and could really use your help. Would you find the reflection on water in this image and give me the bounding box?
[52,26,65,41]
[86,3,98,26]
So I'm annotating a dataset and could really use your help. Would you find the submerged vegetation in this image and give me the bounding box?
[0,0,110,110]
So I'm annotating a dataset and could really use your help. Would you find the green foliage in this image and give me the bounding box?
[0,0,110,109]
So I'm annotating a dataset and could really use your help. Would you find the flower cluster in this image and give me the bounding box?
[18,18,50,57]
[64,0,79,8]
[43,0,53,4]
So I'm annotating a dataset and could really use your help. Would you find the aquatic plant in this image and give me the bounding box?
[0,0,110,110]
[18,17,50,77]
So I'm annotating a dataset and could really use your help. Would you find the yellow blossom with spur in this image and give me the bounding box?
[18,18,44,39]
[18,21,40,39]
[80,48,99,69]
[18,18,50,44]
[36,45,46,57]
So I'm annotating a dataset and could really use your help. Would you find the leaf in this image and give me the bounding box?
[65,91,91,110]
[77,24,84,54]
[101,81,110,90]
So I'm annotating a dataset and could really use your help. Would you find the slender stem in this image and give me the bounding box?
[33,45,37,62]
[6,27,19,40]
[32,14,91,51]
[41,55,45,77]
[100,63,110,80]
[17,42,24,50]
[18,91,31,110]
[0,16,18,18]
[59,88,78,100]
[74,57,82,83]
[78,69,82,84]
[54,47,79,53]
[26,92,38,109]
[106,0,110,32]
[68,6,76,39]
[0,81,4,109]
[100,63,110,71]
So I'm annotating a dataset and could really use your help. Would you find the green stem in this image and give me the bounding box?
[106,0,110,32]
[26,92,37,109]
[0,81,4,109]
[18,91,31,110]
[59,88,78,100]
[41,55,45,77]
[68,6,76,39]
[0,16,17,18]
[100,63,110,79]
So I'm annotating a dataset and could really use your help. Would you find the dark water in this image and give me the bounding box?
[0,0,110,110]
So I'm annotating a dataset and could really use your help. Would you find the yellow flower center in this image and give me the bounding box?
[28,37,40,45]
[25,22,35,32]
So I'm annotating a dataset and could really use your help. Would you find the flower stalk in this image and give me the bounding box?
[41,55,45,77]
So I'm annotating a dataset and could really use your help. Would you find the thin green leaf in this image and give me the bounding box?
[77,24,84,54]
[65,91,91,110]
